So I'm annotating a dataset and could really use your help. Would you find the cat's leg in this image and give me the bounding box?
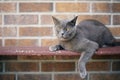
[49,45,64,51]
[78,41,98,79]
[78,52,87,79]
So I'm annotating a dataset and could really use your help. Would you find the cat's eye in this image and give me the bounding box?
[66,28,69,31]
[66,27,71,31]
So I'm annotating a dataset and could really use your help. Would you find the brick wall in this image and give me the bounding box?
[0,55,120,80]
[0,0,120,80]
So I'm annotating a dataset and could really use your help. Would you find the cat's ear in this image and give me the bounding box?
[52,16,60,25]
[69,16,78,26]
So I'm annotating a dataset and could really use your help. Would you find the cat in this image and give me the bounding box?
[49,16,115,79]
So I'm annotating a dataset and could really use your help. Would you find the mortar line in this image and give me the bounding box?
[110,60,113,72]
[2,12,120,15]
[1,12,5,47]
[2,62,5,72]
[15,74,18,80]
[39,61,41,72]
[53,1,56,14]
[52,72,54,80]
[16,1,19,13]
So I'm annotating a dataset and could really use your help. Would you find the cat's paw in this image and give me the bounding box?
[79,68,87,79]
[79,63,87,79]
[49,45,59,51]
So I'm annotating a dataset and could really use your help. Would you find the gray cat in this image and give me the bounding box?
[49,16,115,79]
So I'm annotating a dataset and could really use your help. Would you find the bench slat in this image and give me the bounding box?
[0,46,120,56]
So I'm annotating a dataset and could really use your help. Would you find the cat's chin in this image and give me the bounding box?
[59,35,75,41]
[59,38,69,41]
[58,36,69,41]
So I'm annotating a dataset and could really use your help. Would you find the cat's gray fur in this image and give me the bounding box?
[49,16,115,79]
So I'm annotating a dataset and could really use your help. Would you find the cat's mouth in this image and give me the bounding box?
[58,29,77,41]
[59,34,73,41]
[58,35,68,41]
[61,35,68,39]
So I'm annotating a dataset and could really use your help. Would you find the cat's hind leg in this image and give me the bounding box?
[78,41,98,79]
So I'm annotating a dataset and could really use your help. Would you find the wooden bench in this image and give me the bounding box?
[0,46,120,56]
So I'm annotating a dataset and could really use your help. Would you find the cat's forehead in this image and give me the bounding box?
[60,19,70,27]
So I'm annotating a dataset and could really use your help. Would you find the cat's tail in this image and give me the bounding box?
[114,39,120,46]
[104,39,120,47]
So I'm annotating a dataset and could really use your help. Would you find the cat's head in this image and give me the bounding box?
[52,16,78,41]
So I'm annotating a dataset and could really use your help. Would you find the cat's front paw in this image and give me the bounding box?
[49,45,60,51]
[49,46,57,51]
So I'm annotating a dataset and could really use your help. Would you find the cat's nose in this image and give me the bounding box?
[60,30,64,36]
[61,33,64,35]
